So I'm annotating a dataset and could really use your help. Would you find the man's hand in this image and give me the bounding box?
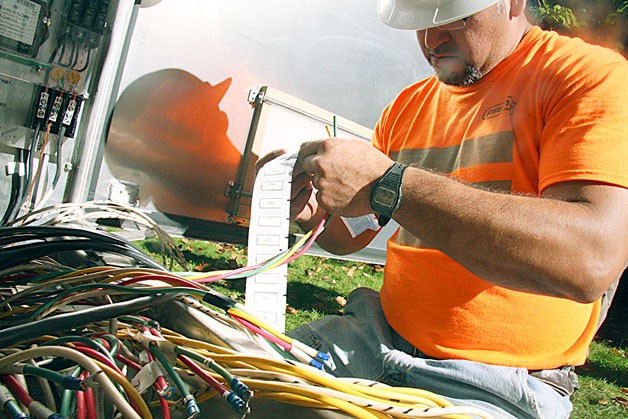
[298,138,393,217]
[254,149,319,225]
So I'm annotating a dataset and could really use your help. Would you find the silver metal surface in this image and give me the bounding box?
[94,0,432,234]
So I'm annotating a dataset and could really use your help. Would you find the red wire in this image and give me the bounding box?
[75,379,86,419]
[71,346,141,415]
[73,346,124,375]
[159,395,171,419]
[177,354,229,394]
[116,273,207,290]
[1,374,34,405]
[80,370,97,419]
[115,354,142,371]
[231,314,291,351]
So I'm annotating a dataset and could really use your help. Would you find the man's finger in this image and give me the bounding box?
[255,149,286,175]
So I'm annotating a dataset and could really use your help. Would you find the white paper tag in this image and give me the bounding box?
[245,152,297,332]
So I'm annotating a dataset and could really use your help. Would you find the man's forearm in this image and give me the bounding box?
[394,168,628,302]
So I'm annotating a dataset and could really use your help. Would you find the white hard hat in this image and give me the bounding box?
[377,0,501,30]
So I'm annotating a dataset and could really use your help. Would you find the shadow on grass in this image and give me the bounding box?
[140,239,243,272]
[287,281,344,315]
[577,273,628,387]
[576,357,628,388]
[596,278,628,350]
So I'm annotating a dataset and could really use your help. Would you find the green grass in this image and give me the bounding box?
[135,237,628,418]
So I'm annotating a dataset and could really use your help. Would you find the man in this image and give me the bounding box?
[257,0,628,417]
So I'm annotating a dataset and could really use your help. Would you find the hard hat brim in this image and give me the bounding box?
[377,0,501,30]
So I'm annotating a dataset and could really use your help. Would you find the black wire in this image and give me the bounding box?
[0,239,164,271]
[73,44,91,73]
[69,38,79,68]
[0,293,180,348]
[0,226,168,271]
[51,131,64,188]
[0,225,146,247]
[0,150,26,226]
[9,124,42,222]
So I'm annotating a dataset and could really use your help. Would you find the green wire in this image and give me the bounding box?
[60,367,82,417]
[175,346,234,383]
[147,342,191,399]
[22,365,78,388]
[95,334,120,356]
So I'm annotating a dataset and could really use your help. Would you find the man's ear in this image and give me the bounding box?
[510,0,527,17]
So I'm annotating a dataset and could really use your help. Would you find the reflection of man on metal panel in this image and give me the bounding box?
[105,69,241,222]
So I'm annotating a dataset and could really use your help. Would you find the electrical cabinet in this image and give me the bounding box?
[0,0,133,225]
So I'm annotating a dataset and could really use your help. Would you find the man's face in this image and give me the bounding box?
[416,2,511,86]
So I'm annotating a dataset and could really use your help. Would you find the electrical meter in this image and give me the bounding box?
[0,0,48,57]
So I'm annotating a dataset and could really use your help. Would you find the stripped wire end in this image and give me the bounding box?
[80,370,104,390]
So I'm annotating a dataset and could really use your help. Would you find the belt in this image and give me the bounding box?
[528,366,579,396]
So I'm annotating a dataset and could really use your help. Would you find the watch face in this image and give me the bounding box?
[373,185,397,207]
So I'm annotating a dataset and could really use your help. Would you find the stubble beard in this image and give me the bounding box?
[433,62,484,87]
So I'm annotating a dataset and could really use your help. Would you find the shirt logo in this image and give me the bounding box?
[482,96,517,120]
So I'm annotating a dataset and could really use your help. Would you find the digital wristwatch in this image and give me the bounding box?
[369,162,407,227]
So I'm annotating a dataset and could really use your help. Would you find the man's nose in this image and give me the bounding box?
[421,27,451,50]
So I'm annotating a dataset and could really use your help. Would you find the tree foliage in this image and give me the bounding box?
[527,0,628,53]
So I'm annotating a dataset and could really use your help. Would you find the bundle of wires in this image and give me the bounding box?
[7,201,188,270]
[0,217,493,418]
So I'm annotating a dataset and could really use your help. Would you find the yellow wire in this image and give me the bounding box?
[240,379,381,418]
[228,307,294,345]
[263,228,313,271]
[56,266,117,279]
[186,225,314,282]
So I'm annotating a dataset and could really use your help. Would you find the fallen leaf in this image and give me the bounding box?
[612,396,628,408]
[621,388,628,395]
[194,263,208,272]
[286,306,298,315]
[336,296,347,307]
[598,399,609,405]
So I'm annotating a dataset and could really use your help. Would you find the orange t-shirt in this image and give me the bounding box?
[373,27,628,369]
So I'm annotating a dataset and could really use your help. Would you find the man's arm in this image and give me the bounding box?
[396,170,628,303]
[298,138,628,303]
[256,148,378,256]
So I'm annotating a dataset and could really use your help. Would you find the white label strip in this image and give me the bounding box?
[245,152,297,332]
